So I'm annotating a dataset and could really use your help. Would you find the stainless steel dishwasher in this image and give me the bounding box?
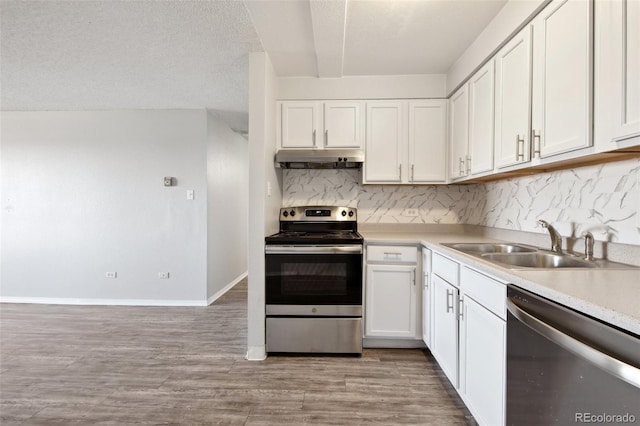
[506,285,640,425]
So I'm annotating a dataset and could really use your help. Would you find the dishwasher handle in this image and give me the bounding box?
[507,297,640,389]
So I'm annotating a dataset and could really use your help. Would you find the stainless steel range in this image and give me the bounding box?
[265,206,363,354]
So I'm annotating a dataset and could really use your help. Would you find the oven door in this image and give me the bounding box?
[265,245,362,306]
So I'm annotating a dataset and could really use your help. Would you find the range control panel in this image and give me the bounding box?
[280,206,357,221]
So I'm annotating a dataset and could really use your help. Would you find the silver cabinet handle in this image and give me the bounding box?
[324,129,328,147]
[458,296,464,320]
[459,157,464,176]
[399,164,402,180]
[411,164,415,182]
[446,289,454,313]
[507,297,640,389]
[532,129,541,157]
[383,252,402,256]
[313,129,317,147]
[516,134,525,161]
[465,155,471,175]
[412,269,416,286]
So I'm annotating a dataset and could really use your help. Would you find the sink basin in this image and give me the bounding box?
[442,242,639,269]
[481,252,597,269]
[442,243,536,254]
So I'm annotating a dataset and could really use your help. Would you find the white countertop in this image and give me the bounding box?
[361,229,640,335]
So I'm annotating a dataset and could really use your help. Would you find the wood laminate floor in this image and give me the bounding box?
[1,279,475,425]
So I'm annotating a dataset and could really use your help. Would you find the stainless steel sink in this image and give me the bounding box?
[480,252,596,268]
[441,242,638,270]
[443,243,536,254]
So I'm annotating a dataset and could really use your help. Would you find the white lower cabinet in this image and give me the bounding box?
[365,264,417,338]
[365,244,420,339]
[422,247,432,347]
[460,296,505,426]
[430,252,506,426]
[431,274,459,387]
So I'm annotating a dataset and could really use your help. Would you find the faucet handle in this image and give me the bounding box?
[538,219,550,228]
[582,231,595,261]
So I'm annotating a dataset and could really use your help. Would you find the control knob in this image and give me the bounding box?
[283,211,289,217]
[348,211,354,217]
[341,210,347,217]
[290,210,296,217]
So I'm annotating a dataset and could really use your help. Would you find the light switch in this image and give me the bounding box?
[187,190,195,200]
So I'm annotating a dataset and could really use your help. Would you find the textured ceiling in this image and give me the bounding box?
[246,0,507,78]
[343,0,507,75]
[1,0,508,131]
[0,0,263,131]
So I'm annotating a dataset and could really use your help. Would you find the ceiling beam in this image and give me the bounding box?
[309,0,347,78]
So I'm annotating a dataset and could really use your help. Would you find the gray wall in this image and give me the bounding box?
[206,112,249,301]
[0,110,231,304]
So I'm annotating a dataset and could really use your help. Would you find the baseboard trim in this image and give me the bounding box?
[0,296,208,307]
[363,338,426,349]
[207,271,247,305]
[246,345,267,361]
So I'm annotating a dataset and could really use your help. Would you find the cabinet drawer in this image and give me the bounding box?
[432,252,459,286]
[367,245,417,263]
[460,267,506,319]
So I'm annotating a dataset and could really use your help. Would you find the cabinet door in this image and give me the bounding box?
[324,102,362,149]
[422,249,432,348]
[431,275,458,387]
[531,0,593,158]
[495,25,532,168]
[595,0,640,147]
[460,296,505,426]
[468,61,495,175]
[364,101,405,183]
[281,102,320,149]
[449,85,469,180]
[365,264,417,338]
[409,100,447,183]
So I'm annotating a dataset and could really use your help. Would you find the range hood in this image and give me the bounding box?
[275,149,364,169]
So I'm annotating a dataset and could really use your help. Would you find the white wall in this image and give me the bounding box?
[446,0,548,95]
[247,52,281,360]
[277,74,447,100]
[206,112,249,302]
[0,110,209,304]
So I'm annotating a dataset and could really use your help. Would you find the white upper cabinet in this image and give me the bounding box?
[495,25,533,169]
[531,0,593,158]
[323,101,362,148]
[595,0,640,149]
[278,101,362,150]
[364,101,405,183]
[468,61,495,175]
[449,85,470,181]
[364,100,448,184]
[280,102,320,149]
[409,100,447,183]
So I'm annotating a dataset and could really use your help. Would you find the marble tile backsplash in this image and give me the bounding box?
[283,158,640,245]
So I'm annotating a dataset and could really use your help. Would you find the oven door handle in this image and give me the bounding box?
[506,297,640,389]
[265,245,363,254]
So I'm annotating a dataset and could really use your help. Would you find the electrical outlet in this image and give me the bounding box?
[186,190,194,200]
[158,272,170,279]
[105,272,117,279]
[404,208,419,217]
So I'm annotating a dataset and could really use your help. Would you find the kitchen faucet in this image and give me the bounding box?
[538,220,563,253]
